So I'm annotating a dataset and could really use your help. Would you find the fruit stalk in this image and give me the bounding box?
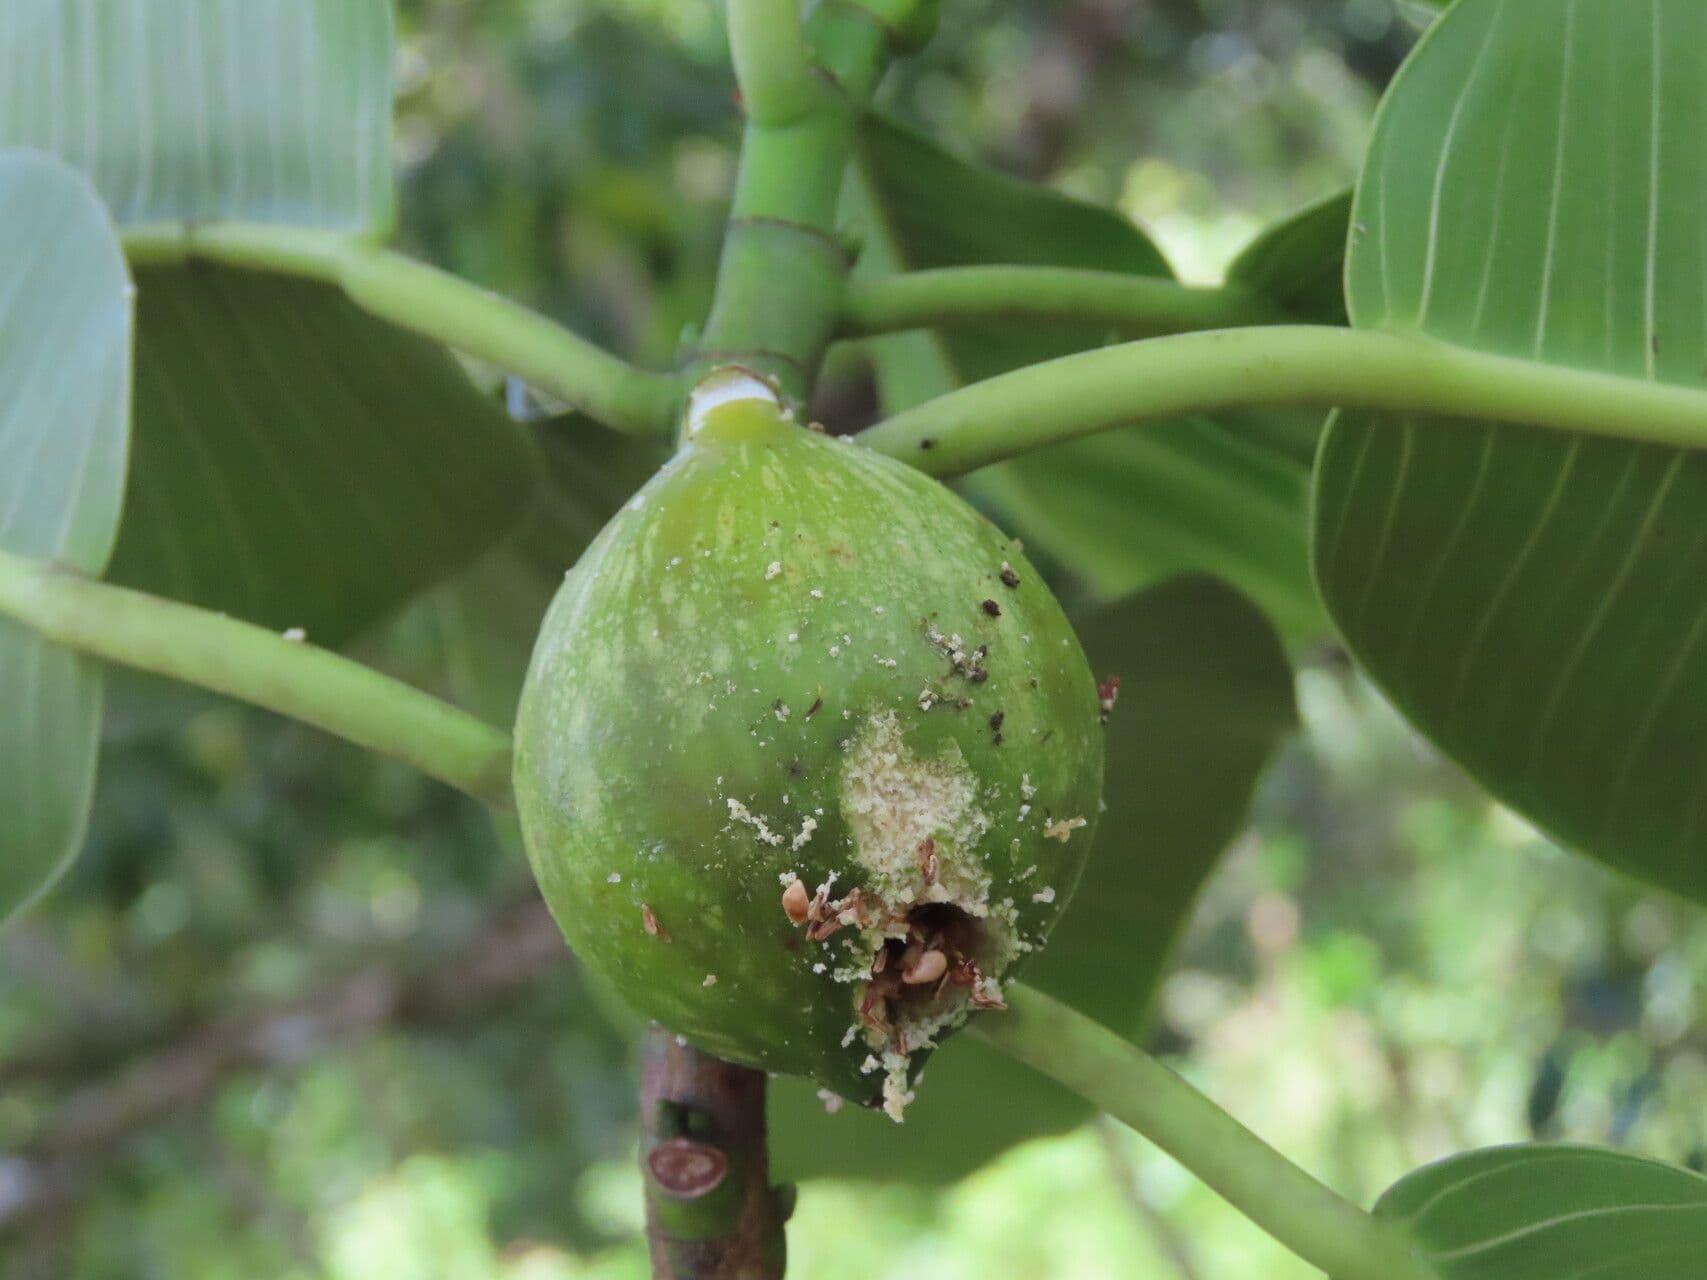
[641,1026,791,1280]
[0,548,514,809]
[975,985,1437,1280]
[855,325,1707,478]
[122,224,681,438]
[841,266,1289,338]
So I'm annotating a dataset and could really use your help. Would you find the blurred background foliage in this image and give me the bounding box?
[5,0,1706,1276]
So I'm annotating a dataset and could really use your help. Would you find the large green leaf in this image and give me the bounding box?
[0,151,131,918]
[1313,0,1707,899]
[108,268,537,640]
[0,0,394,231]
[1365,1145,1707,1279]
[0,0,535,644]
[433,424,667,728]
[769,575,1296,1182]
[853,113,1320,637]
[1226,189,1353,327]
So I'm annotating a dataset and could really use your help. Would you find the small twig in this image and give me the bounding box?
[1094,1118,1205,1280]
[0,897,566,1235]
[640,1029,790,1280]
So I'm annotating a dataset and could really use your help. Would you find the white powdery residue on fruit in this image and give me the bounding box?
[765,561,782,580]
[828,644,841,657]
[703,974,717,987]
[1031,886,1055,904]
[1018,864,1037,880]
[834,710,1027,1121]
[726,798,784,847]
[774,702,791,722]
[817,1089,844,1114]
[879,1050,916,1122]
[281,627,307,643]
[790,816,818,851]
[607,872,622,884]
[1043,816,1086,843]
[874,655,897,668]
[840,710,990,908]
[1020,774,1037,800]
[810,588,824,599]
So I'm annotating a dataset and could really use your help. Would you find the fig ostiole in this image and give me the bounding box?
[513,372,1104,1120]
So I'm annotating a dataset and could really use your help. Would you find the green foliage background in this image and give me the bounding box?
[5,1,1706,1276]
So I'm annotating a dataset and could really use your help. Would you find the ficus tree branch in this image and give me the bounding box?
[0,897,565,1236]
[685,0,898,406]
[121,224,683,439]
[855,325,1707,476]
[975,985,1436,1280]
[640,1030,790,1280]
[839,266,1289,338]
[727,0,818,125]
[0,549,514,810]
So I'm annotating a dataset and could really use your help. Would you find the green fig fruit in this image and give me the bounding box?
[513,375,1104,1118]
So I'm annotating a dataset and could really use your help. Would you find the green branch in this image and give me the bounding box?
[840,266,1288,337]
[727,0,816,124]
[687,0,901,408]
[976,986,1434,1280]
[856,325,1707,476]
[122,224,682,438]
[0,549,514,810]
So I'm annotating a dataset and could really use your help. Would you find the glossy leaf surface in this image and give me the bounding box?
[1314,0,1707,898]
[0,152,131,918]
[1367,1145,1707,1280]
[0,0,535,644]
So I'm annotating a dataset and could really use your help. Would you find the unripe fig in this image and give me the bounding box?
[513,375,1104,1118]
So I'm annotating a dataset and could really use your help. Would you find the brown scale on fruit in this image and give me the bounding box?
[1098,674,1121,722]
[925,621,991,684]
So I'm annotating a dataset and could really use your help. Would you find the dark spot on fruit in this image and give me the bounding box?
[999,565,1020,588]
[804,696,823,719]
[988,711,1005,732]
[642,903,673,941]
[982,599,1001,617]
[920,438,936,451]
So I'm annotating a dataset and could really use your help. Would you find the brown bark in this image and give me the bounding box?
[639,1028,790,1280]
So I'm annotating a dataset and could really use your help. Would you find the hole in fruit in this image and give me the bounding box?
[857,901,1007,1119]
[866,902,997,1023]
